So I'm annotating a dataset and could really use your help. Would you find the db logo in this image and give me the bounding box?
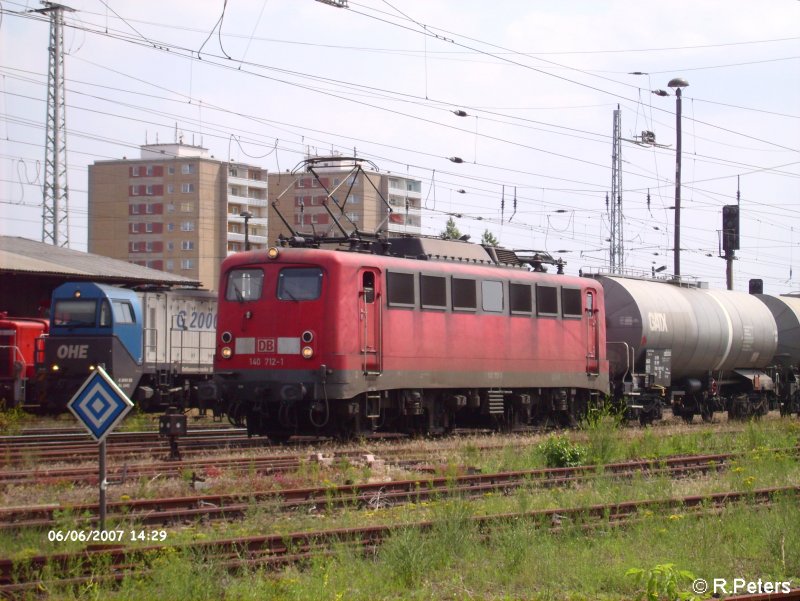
[257,338,276,353]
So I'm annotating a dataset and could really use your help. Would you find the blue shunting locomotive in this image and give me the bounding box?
[37,282,217,413]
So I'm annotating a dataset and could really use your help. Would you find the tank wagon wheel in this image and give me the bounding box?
[701,404,713,423]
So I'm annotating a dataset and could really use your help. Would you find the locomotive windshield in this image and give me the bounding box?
[226,269,264,302]
[53,300,97,327]
[277,268,323,301]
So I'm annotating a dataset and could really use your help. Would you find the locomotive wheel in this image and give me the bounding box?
[681,411,695,424]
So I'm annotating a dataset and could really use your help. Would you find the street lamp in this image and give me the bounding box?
[239,210,253,251]
[660,77,690,278]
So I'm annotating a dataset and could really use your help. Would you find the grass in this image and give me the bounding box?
[23,497,799,601]
[3,417,800,599]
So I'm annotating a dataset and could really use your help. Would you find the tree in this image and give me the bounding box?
[441,217,461,240]
[481,229,499,246]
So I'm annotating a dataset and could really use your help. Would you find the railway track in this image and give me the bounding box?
[1,485,796,596]
[0,448,783,531]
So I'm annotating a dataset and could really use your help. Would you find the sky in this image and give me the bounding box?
[1,0,799,293]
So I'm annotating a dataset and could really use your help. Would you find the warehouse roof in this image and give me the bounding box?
[0,236,201,287]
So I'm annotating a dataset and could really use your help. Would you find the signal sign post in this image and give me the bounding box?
[67,366,134,530]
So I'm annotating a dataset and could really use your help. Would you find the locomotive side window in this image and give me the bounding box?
[226,269,264,302]
[482,280,504,313]
[536,285,559,317]
[53,300,97,327]
[112,301,136,324]
[99,300,112,327]
[420,275,447,309]
[387,272,415,307]
[277,268,323,301]
[509,283,533,314]
[452,278,477,311]
[562,288,583,318]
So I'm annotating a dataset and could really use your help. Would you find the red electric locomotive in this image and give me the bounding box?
[214,237,609,439]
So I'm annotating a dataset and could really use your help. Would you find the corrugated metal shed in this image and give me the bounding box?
[1,236,204,317]
[0,236,200,287]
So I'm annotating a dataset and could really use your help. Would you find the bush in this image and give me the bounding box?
[539,435,587,468]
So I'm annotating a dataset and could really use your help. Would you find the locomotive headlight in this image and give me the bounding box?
[267,247,280,260]
[221,346,233,359]
[301,346,314,359]
[221,331,233,344]
[51,364,60,372]
[88,365,96,372]
[302,330,314,343]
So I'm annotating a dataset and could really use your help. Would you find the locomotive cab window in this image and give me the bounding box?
[536,285,559,317]
[226,269,264,302]
[387,272,416,307]
[452,277,477,311]
[277,268,323,301]
[509,283,533,314]
[482,280,504,313]
[53,300,97,327]
[112,301,136,324]
[420,275,447,310]
[562,288,583,318]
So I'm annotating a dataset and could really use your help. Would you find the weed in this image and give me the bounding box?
[626,563,701,601]
[539,434,587,468]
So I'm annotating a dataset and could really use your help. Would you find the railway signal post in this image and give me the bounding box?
[67,365,134,530]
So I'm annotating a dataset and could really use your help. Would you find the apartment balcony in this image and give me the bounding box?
[228,174,268,189]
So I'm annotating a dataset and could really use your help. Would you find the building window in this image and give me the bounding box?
[182,240,194,250]
[166,242,174,252]
[168,165,175,175]
[167,184,175,194]
[131,166,140,177]
[166,223,175,232]
[145,204,154,214]
[181,183,194,193]
[182,163,195,174]
[181,259,194,270]
[130,223,140,234]
[145,241,154,252]
[181,221,194,232]
[145,165,154,176]
[131,204,140,214]
[181,202,193,213]
[166,259,174,270]
[145,222,154,233]
[130,241,139,252]
[131,185,139,196]
[166,202,175,212]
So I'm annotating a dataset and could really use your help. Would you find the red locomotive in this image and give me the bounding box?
[214,237,609,439]
[0,312,48,409]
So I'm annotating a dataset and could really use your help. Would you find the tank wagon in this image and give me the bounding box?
[37,282,217,413]
[597,275,779,422]
[0,313,48,409]
[214,238,609,439]
[756,293,800,416]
